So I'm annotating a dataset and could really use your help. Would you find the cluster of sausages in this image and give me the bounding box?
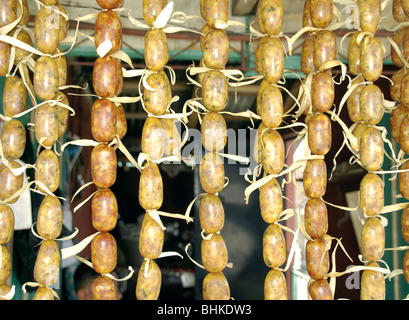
[300,0,335,300]
[0,0,31,299]
[390,0,409,289]
[253,0,288,300]
[87,0,126,300]
[348,1,385,300]
[135,0,174,300]
[346,0,386,300]
[196,0,231,301]
[31,0,70,300]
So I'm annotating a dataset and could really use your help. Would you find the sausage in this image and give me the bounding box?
[358,0,381,34]
[400,115,409,153]
[306,238,330,280]
[144,28,169,71]
[399,160,409,200]
[308,279,333,300]
[95,10,122,55]
[390,68,404,103]
[359,172,384,216]
[199,194,225,234]
[34,8,59,54]
[360,261,385,300]
[360,126,384,171]
[1,119,26,159]
[139,161,163,211]
[308,113,332,155]
[302,0,313,28]
[200,0,228,28]
[264,269,287,300]
[361,217,385,261]
[389,104,408,143]
[143,0,167,26]
[141,116,165,161]
[0,0,17,28]
[202,271,230,300]
[33,240,60,286]
[136,259,162,300]
[14,29,33,66]
[90,144,117,189]
[401,205,409,242]
[391,26,407,67]
[257,0,284,36]
[160,117,181,156]
[3,75,27,117]
[53,47,67,88]
[360,36,383,82]
[33,286,54,300]
[360,84,384,125]
[34,103,59,147]
[139,212,164,259]
[202,70,229,112]
[310,0,333,29]
[403,249,409,283]
[0,245,11,284]
[92,188,118,232]
[116,104,127,139]
[301,34,315,76]
[91,232,117,275]
[91,98,117,143]
[303,159,327,199]
[259,83,283,128]
[203,29,229,70]
[262,128,285,175]
[0,204,14,245]
[263,223,286,269]
[56,91,69,138]
[393,0,409,22]
[201,112,227,152]
[93,56,123,98]
[199,152,225,194]
[305,198,328,239]
[91,275,118,300]
[261,37,284,84]
[259,178,283,224]
[37,195,63,240]
[311,71,334,113]
[0,42,9,77]
[347,75,364,123]
[0,161,23,204]
[34,56,59,101]
[348,32,362,76]
[314,30,336,70]
[201,233,228,272]
[143,71,170,116]
[97,0,124,10]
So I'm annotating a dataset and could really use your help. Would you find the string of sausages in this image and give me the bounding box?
[300,0,335,300]
[197,0,231,301]
[134,0,173,300]
[390,0,409,293]
[0,0,31,301]
[86,0,125,300]
[254,0,288,300]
